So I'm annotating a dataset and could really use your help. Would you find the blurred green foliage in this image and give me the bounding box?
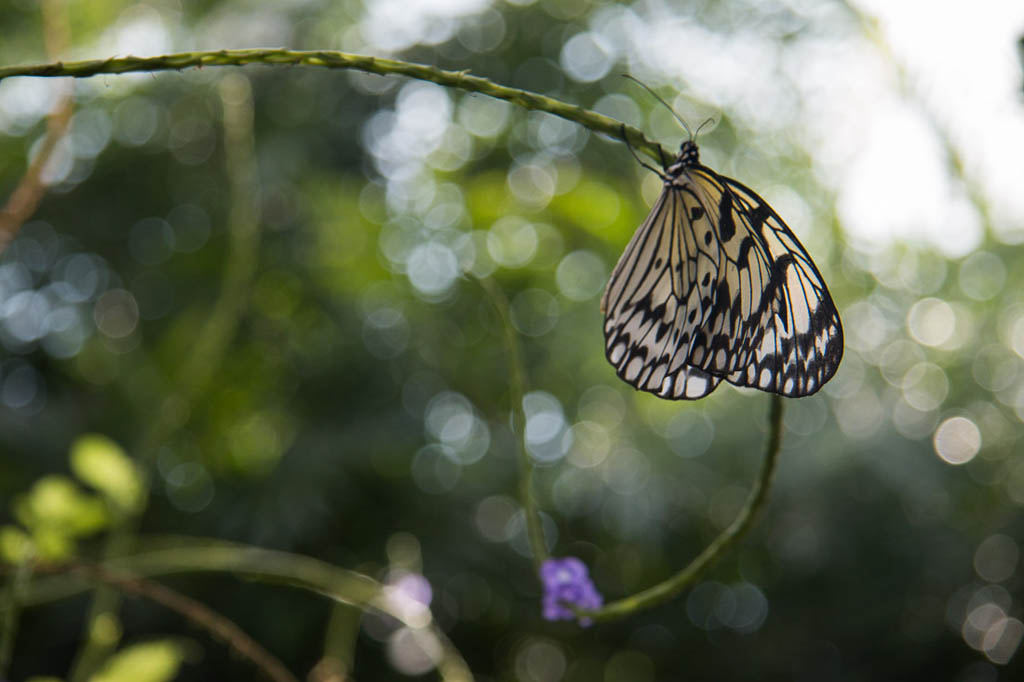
[7,475,108,561]
[1,0,1023,680]
[70,434,144,513]
[83,640,185,682]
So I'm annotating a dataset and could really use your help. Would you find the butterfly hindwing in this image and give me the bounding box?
[602,141,843,400]
[715,173,844,395]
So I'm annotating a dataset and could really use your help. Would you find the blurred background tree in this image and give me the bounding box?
[1,0,1023,680]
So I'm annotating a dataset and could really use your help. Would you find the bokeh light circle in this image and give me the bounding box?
[933,416,981,465]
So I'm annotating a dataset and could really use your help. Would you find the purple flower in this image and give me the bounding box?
[539,556,603,626]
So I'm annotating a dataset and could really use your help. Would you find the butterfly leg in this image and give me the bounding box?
[620,124,668,180]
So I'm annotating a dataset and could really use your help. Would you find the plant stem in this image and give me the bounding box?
[0,0,73,253]
[0,48,666,164]
[71,563,299,682]
[580,394,785,622]
[12,539,474,682]
[477,277,548,567]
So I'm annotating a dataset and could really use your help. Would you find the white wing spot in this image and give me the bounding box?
[685,376,708,397]
[610,342,626,364]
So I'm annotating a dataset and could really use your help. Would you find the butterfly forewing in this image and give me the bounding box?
[603,142,843,399]
[602,185,724,399]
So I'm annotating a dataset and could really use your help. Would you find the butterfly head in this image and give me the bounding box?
[665,140,700,176]
[670,119,713,172]
[677,140,700,166]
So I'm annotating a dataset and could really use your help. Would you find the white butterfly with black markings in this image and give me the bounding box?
[601,94,843,400]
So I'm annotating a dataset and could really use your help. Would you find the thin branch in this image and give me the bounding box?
[0,93,73,251]
[0,0,74,252]
[578,394,785,622]
[477,277,548,567]
[179,73,262,395]
[310,603,361,682]
[11,538,474,682]
[0,48,666,164]
[68,563,299,682]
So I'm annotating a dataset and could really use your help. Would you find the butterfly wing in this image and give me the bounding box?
[714,172,843,395]
[602,165,843,399]
[601,184,723,399]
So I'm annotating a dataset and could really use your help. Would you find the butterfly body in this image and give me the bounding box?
[601,139,843,400]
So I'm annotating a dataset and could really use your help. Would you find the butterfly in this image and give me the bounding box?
[601,110,843,400]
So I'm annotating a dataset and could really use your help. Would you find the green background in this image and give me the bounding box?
[1,0,1022,680]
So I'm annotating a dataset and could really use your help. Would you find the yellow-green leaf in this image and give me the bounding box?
[31,525,76,561]
[14,475,109,536]
[0,524,33,563]
[88,640,185,682]
[70,434,145,512]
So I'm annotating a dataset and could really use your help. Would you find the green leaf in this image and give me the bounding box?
[88,640,186,682]
[70,434,145,512]
[14,475,109,534]
[0,524,33,562]
[31,525,76,560]
[10,475,109,559]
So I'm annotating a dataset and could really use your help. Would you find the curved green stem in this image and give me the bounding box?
[477,278,547,567]
[0,48,666,165]
[12,538,473,682]
[579,394,785,623]
[69,563,299,682]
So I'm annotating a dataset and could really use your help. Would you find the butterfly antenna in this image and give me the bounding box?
[694,117,716,140]
[620,124,667,179]
[622,74,693,140]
